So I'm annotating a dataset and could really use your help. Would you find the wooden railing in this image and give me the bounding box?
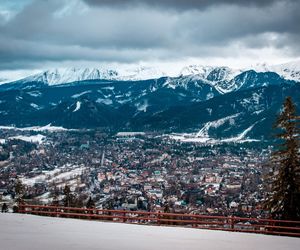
[18,204,300,237]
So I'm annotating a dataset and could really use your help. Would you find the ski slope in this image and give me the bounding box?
[0,214,299,250]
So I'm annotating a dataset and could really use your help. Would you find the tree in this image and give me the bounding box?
[63,185,74,207]
[51,186,60,206]
[86,196,95,209]
[14,177,25,205]
[265,96,300,220]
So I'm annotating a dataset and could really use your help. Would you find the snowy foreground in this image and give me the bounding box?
[0,214,299,250]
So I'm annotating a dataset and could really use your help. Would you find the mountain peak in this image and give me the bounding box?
[22,67,119,85]
[252,60,300,82]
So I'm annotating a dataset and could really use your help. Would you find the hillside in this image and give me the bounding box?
[0,214,299,250]
[0,64,299,142]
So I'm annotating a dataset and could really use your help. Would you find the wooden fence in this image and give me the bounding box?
[19,204,300,237]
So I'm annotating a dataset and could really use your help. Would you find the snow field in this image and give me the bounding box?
[0,213,299,250]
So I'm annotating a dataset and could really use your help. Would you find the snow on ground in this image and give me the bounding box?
[0,124,68,132]
[50,166,85,182]
[116,132,146,137]
[169,133,211,143]
[0,214,298,250]
[21,165,85,187]
[73,101,81,112]
[196,113,240,138]
[219,123,260,143]
[168,117,261,144]
[9,134,45,144]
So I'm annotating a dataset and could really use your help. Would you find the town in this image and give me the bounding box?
[0,127,272,218]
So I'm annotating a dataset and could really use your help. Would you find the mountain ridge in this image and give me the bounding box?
[2,60,299,87]
[0,62,299,143]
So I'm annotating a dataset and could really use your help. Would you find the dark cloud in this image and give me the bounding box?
[83,0,296,10]
[0,0,299,70]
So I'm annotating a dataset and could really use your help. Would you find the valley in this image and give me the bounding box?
[0,63,299,216]
[0,127,270,216]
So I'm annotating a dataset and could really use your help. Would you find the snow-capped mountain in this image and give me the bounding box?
[3,61,299,89]
[117,66,169,81]
[253,60,300,82]
[22,68,119,86]
[179,65,241,82]
[179,65,213,77]
[0,61,299,142]
[0,75,298,141]
[12,66,169,86]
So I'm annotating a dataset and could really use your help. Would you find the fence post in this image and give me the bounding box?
[123,211,126,223]
[268,216,274,233]
[230,216,235,230]
[18,204,24,213]
[158,211,161,226]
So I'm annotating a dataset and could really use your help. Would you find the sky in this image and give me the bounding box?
[0,0,300,80]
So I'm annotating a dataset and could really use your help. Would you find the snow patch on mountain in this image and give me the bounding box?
[27,91,42,97]
[135,99,149,112]
[96,98,113,105]
[73,101,81,112]
[72,91,91,98]
[30,103,42,110]
[196,114,240,138]
[219,122,260,143]
[168,116,261,144]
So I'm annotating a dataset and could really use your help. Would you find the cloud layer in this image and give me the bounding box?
[84,0,296,10]
[0,0,299,70]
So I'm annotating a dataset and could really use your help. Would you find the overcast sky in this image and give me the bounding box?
[0,0,299,78]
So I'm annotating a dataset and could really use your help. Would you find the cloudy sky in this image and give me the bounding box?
[0,0,299,79]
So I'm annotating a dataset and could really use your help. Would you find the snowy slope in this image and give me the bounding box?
[0,124,67,132]
[9,134,45,143]
[117,66,169,81]
[271,61,300,82]
[22,68,119,86]
[0,214,299,250]
[253,60,300,82]
[180,65,213,77]
[16,66,169,86]
[179,65,240,84]
[196,113,241,138]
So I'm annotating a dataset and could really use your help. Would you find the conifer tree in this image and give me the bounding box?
[14,177,25,205]
[51,186,60,206]
[265,96,300,220]
[86,196,95,209]
[63,185,73,207]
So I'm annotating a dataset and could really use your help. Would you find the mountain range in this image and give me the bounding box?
[0,61,299,143]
